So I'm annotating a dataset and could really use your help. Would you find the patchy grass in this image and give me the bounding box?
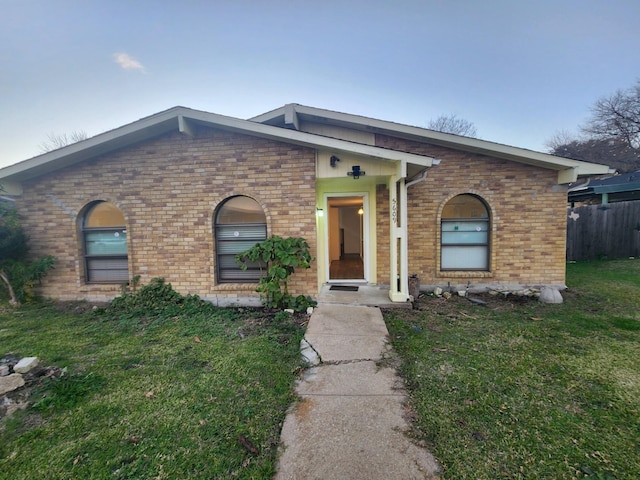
[1,299,306,479]
[384,259,640,480]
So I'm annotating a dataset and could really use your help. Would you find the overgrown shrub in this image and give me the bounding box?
[235,236,316,312]
[102,277,214,321]
[0,203,55,305]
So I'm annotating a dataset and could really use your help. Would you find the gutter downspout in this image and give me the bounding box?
[406,170,428,188]
[405,159,440,188]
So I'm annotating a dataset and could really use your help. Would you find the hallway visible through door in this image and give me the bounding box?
[327,196,365,281]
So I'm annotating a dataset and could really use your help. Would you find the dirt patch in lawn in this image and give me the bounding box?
[383,291,549,327]
[0,356,63,426]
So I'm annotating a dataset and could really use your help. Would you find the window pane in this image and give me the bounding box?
[85,230,127,255]
[442,231,488,244]
[85,202,125,227]
[216,224,267,240]
[215,196,267,283]
[218,255,264,269]
[83,202,129,283]
[86,258,129,282]
[219,267,263,282]
[442,221,488,244]
[440,195,490,271]
[442,195,488,219]
[441,221,488,232]
[216,197,266,224]
[441,246,488,269]
[218,255,264,281]
[84,230,127,255]
[216,239,264,255]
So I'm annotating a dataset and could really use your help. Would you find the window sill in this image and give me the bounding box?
[212,283,259,292]
[438,271,493,278]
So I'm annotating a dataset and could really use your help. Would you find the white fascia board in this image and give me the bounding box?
[0,106,434,185]
[249,105,287,123]
[178,115,195,137]
[558,168,578,184]
[183,109,435,167]
[283,104,299,129]
[0,108,183,181]
[272,104,613,179]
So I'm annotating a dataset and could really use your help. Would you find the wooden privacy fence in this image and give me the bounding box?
[567,201,640,261]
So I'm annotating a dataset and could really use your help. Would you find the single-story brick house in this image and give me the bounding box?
[0,104,611,304]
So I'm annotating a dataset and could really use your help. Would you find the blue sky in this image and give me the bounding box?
[1,0,639,168]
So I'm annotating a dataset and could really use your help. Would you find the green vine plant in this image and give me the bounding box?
[235,235,316,312]
[0,202,55,305]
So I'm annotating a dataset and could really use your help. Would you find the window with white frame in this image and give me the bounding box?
[82,201,129,283]
[215,196,267,283]
[441,194,490,270]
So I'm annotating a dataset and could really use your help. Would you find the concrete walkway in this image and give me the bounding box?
[275,304,441,480]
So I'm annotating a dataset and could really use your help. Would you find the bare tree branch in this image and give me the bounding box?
[545,129,581,152]
[428,114,478,137]
[582,80,640,149]
[548,136,639,173]
[39,130,89,153]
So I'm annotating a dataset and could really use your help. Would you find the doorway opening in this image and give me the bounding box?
[327,195,366,281]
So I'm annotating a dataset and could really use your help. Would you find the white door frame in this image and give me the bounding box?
[323,192,370,283]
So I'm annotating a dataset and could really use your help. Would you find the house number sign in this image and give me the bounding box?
[391,198,398,226]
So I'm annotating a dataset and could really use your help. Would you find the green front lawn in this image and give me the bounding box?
[384,260,640,479]
[1,296,305,479]
[2,260,639,479]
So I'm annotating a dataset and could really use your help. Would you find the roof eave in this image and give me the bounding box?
[252,104,613,183]
[0,106,435,193]
[183,108,435,167]
[593,183,640,194]
[0,107,187,184]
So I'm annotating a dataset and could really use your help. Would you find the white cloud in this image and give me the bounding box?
[113,53,146,72]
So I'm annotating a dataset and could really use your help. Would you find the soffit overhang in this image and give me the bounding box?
[251,104,614,184]
[0,106,435,193]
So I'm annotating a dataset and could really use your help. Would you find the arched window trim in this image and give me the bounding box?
[214,195,267,283]
[81,201,129,283]
[440,194,491,272]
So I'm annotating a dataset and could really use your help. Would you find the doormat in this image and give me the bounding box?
[329,285,359,292]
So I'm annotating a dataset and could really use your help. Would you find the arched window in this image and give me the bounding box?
[215,196,267,282]
[82,202,129,283]
[441,194,490,271]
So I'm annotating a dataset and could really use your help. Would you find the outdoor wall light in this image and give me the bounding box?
[358,207,364,215]
[330,155,340,167]
[347,165,365,179]
[316,208,324,217]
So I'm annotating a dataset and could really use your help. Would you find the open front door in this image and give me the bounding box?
[327,195,366,281]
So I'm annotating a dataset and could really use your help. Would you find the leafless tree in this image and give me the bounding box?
[428,114,478,137]
[39,130,88,153]
[547,80,640,172]
[548,137,640,172]
[545,129,581,152]
[582,80,640,150]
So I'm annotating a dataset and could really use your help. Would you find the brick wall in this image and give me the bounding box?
[376,134,568,289]
[16,127,317,303]
[14,125,569,302]
[375,183,390,283]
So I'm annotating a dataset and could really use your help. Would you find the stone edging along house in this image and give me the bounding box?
[0,104,611,305]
